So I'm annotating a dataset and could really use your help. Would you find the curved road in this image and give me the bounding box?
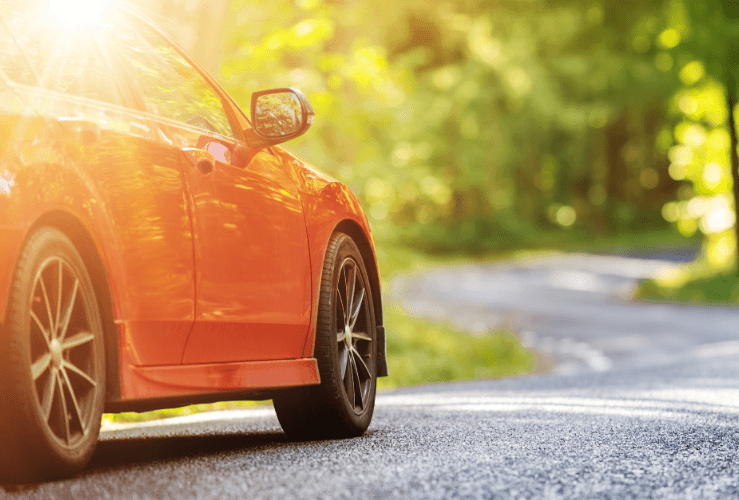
[3,252,739,499]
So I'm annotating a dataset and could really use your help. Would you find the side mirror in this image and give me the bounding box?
[247,88,314,148]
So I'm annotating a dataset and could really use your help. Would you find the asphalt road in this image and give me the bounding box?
[3,252,739,499]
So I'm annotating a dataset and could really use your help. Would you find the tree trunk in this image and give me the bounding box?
[726,72,739,274]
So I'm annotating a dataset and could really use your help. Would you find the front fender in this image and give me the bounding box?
[272,147,386,375]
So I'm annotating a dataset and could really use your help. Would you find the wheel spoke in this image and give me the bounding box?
[38,277,56,337]
[62,331,94,350]
[345,264,356,325]
[60,367,86,434]
[56,373,71,444]
[31,352,52,380]
[336,289,347,327]
[40,369,57,421]
[57,279,79,342]
[352,331,371,342]
[63,360,96,388]
[56,260,63,339]
[30,310,51,346]
[348,288,365,330]
[337,330,346,343]
[339,345,349,379]
[351,354,363,410]
[353,349,371,381]
[344,354,355,405]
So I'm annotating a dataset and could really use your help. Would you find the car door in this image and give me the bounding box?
[0,1,197,366]
[110,13,313,364]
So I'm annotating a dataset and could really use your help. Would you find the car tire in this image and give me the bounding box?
[0,227,105,481]
[273,232,377,440]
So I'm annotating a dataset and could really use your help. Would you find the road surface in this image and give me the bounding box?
[3,251,738,499]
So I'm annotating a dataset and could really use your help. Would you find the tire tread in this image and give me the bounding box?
[273,232,376,440]
[0,227,104,481]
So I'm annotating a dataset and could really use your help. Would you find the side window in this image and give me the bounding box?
[110,16,234,138]
[0,16,36,86]
[0,0,124,106]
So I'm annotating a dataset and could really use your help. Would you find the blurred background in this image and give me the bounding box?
[132,0,736,270]
[111,0,739,420]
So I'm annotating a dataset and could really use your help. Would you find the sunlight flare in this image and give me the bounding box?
[45,0,108,32]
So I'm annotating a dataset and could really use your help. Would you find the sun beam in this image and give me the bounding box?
[44,0,108,32]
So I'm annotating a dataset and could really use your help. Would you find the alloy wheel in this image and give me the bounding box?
[29,257,98,447]
[335,257,373,414]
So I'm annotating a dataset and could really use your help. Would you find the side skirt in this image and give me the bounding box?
[109,358,320,412]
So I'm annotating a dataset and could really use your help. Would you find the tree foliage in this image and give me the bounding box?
[651,0,739,269]
[143,0,739,256]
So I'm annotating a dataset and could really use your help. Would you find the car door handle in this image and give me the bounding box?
[181,147,215,175]
[56,117,101,146]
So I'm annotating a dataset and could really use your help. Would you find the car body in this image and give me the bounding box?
[0,0,386,479]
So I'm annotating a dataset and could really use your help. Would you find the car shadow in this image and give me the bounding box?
[89,430,292,470]
[0,430,292,493]
[0,427,383,493]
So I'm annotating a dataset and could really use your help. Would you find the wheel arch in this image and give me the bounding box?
[27,211,121,403]
[332,219,388,377]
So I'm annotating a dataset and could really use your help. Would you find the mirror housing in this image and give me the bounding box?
[247,88,314,149]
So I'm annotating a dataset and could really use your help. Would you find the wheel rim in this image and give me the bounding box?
[28,257,98,447]
[335,257,373,414]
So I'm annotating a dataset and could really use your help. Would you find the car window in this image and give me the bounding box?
[0,16,37,86]
[0,0,124,106]
[109,15,235,138]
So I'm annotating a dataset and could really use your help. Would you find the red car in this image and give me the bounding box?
[0,0,387,480]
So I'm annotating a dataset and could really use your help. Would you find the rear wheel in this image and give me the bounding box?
[273,232,377,439]
[0,227,105,481]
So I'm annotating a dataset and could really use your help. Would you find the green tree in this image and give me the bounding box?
[654,0,739,271]
[219,0,682,251]
[136,0,687,253]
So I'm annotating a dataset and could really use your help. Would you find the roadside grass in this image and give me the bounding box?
[104,401,264,424]
[379,306,533,389]
[635,258,739,305]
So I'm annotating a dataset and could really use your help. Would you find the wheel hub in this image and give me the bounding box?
[344,325,352,346]
[50,338,63,368]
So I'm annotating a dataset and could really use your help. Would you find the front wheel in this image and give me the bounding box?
[0,228,105,481]
[274,232,377,439]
